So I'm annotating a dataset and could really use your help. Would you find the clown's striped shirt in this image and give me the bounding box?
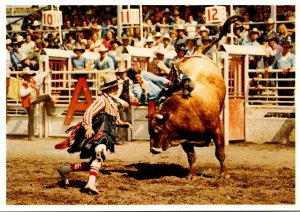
[82,93,121,130]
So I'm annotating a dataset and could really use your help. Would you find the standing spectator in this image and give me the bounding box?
[266,41,295,105]
[171,9,185,25]
[260,18,277,41]
[186,14,197,37]
[277,24,292,46]
[71,46,89,79]
[94,45,115,71]
[10,38,23,71]
[115,67,131,145]
[266,35,283,65]
[20,34,36,56]
[27,20,42,41]
[115,33,133,68]
[20,67,56,141]
[56,74,131,193]
[174,25,187,50]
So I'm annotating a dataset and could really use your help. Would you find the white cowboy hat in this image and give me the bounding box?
[154,32,162,37]
[99,74,123,91]
[32,20,41,26]
[19,67,36,76]
[199,26,210,33]
[146,36,154,43]
[19,52,29,61]
[6,39,12,45]
[96,45,108,52]
[16,34,24,43]
[249,28,260,36]
[153,48,165,57]
[162,34,171,40]
[116,66,128,73]
[73,46,86,53]
[266,18,275,24]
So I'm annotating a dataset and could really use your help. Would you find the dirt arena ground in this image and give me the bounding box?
[6,135,295,207]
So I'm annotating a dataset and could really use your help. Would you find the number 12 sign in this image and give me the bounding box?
[205,6,227,23]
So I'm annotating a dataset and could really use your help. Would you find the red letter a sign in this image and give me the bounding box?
[64,77,93,125]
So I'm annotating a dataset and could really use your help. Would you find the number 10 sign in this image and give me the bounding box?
[205,6,227,23]
[42,11,63,27]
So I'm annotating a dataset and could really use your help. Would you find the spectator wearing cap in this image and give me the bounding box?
[153,32,164,50]
[94,45,115,71]
[148,48,171,77]
[10,37,23,71]
[266,41,295,105]
[185,36,196,56]
[71,46,89,79]
[277,24,292,46]
[19,67,56,141]
[28,20,42,41]
[174,24,187,50]
[162,33,175,50]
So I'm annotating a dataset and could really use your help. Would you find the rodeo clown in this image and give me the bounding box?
[55,74,132,194]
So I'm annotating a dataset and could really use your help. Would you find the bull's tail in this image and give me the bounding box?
[198,15,244,55]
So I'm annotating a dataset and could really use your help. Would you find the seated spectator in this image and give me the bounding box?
[233,23,247,45]
[94,45,115,71]
[201,36,217,60]
[153,32,164,50]
[196,25,210,46]
[185,36,196,56]
[162,33,175,50]
[171,9,185,25]
[102,30,116,51]
[242,28,261,47]
[88,32,102,52]
[266,35,283,64]
[20,34,36,56]
[108,40,121,69]
[144,36,155,49]
[19,52,38,71]
[27,20,42,41]
[71,46,89,79]
[64,33,76,50]
[156,16,170,36]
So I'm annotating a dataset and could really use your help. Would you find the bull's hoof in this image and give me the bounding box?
[220,172,230,179]
[186,173,197,181]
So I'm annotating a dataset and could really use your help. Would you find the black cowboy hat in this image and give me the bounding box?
[282,41,293,48]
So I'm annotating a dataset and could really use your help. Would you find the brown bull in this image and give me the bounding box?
[148,15,243,180]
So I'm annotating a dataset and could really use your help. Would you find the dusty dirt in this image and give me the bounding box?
[6,135,295,207]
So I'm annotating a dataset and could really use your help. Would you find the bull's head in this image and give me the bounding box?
[148,112,171,154]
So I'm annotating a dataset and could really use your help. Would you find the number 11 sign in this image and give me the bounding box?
[205,6,227,23]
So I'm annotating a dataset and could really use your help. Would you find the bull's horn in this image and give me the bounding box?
[155,114,164,119]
